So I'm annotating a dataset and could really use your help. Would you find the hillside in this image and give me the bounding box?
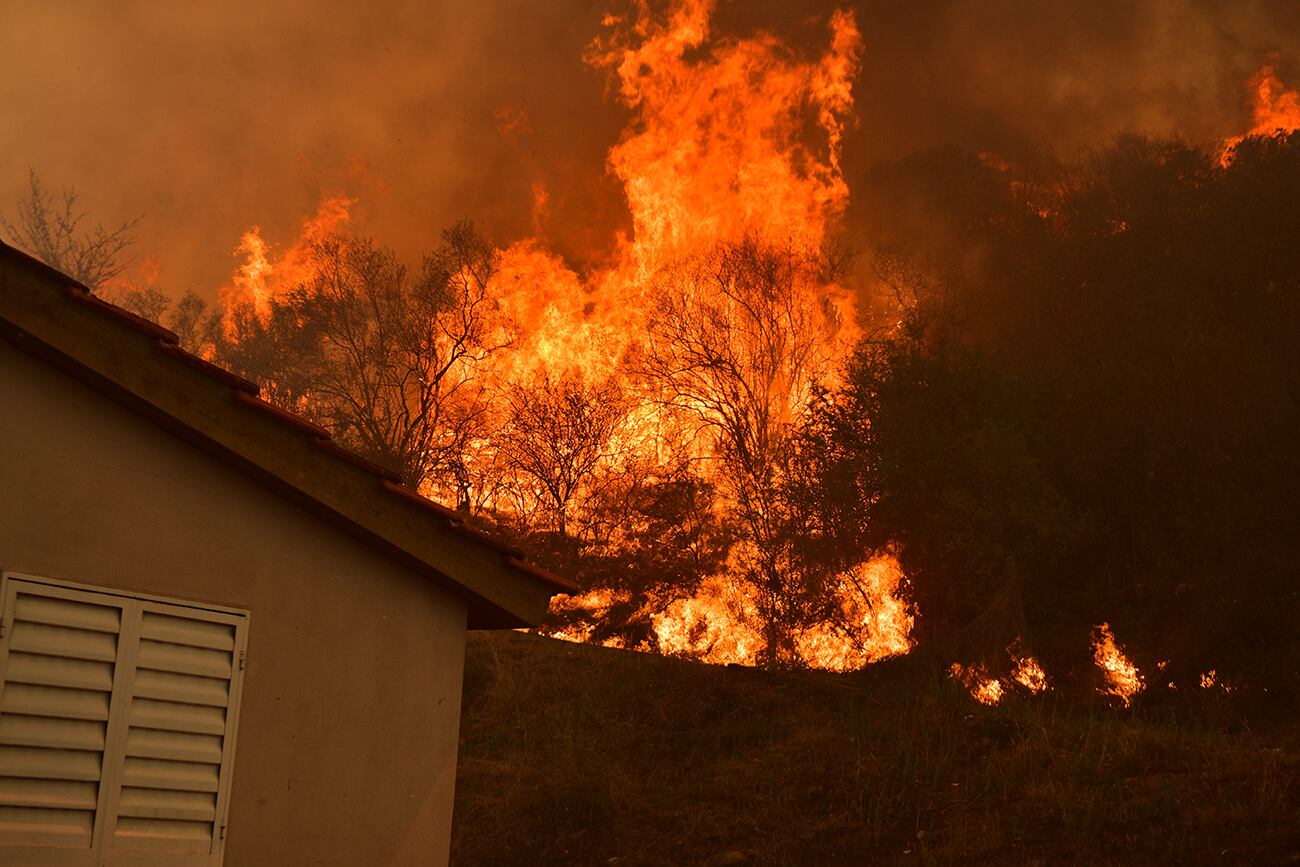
[452,632,1299,866]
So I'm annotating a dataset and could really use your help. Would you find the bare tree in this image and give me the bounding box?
[103,286,170,322]
[2,169,139,289]
[165,291,224,358]
[497,376,628,537]
[221,221,509,493]
[636,238,845,665]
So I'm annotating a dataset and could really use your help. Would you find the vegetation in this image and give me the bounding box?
[453,631,1300,866]
[638,240,848,665]
[8,130,1300,690]
[218,224,509,492]
[817,132,1300,694]
[0,168,139,289]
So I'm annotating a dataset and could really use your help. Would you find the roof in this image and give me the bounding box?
[0,240,574,629]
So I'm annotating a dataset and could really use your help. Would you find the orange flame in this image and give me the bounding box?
[1220,64,1300,165]
[949,640,1049,705]
[488,0,864,386]
[221,4,876,669]
[1092,622,1143,707]
[949,663,1004,706]
[546,587,633,649]
[589,0,861,277]
[1011,654,1048,694]
[649,554,914,669]
[546,554,912,671]
[221,195,353,325]
[651,575,763,665]
[794,556,915,671]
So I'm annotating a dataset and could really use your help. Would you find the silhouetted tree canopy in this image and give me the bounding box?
[807,131,1300,695]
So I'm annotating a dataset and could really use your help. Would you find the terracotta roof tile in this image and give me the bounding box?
[232,390,332,439]
[312,437,403,484]
[379,479,463,521]
[66,284,181,345]
[504,556,578,593]
[155,340,260,395]
[448,522,525,560]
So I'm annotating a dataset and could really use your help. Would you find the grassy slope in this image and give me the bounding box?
[452,632,1299,866]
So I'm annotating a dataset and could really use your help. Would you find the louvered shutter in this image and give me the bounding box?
[0,575,249,867]
[0,584,125,865]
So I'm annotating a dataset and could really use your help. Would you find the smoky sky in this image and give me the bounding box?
[2,0,1297,296]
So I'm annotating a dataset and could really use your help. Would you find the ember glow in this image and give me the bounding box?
[1092,623,1143,707]
[949,663,1004,706]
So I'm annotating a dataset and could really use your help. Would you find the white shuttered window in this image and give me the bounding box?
[0,574,248,866]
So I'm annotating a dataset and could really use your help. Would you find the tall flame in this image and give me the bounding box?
[219,3,880,670]
[793,556,915,671]
[591,0,861,275]
[491,0,864,385]
[222,195,353,323]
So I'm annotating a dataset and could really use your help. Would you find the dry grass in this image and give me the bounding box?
[452,631,1300,866]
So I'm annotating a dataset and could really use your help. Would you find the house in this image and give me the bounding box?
[0,240,571,865]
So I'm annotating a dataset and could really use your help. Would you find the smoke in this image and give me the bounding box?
[1,0,1296,295]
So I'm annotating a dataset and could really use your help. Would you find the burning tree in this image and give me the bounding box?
[220,221,509,492]
[497,375,629,538]
[636,238,848,665]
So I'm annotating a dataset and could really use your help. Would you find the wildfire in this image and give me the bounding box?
[589,0,860,277]
[489,241,623,384]
[510,0,883,671]
[546,587,633,649]
[1219,64,1300,165]
[221,0,861,394]
[651,575,763,665]
[218,2,880,670]
[546,554,914,671]
[793,556,915,671]
[486,0,864,384]
[1091,623,1143,707]
[1011,653,1048,694]
[195,5,1286,688]
[949,663,1004,706]
[948,640,1049,705]
[222,195,353,324]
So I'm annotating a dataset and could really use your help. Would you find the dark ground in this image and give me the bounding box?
[451,632,1299,865]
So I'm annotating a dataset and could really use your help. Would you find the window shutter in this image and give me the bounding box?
[0,576,249,867]
[104,603,247,862]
